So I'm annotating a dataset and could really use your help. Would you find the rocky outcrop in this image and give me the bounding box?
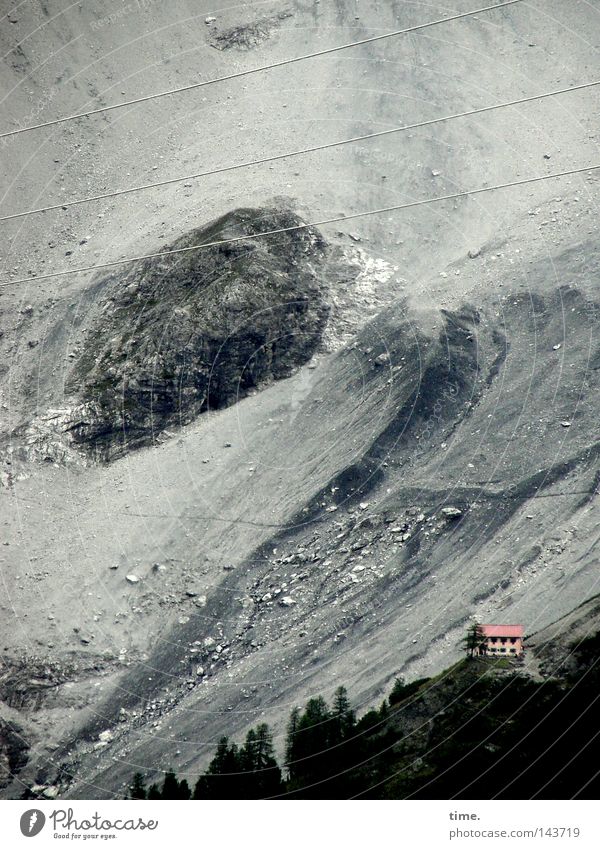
[63,208,331,461]
[207,12,293,51]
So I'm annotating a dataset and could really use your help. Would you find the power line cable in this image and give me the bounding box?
[0,0,526,140]
[2,78,597,224]
[4,162,599,288]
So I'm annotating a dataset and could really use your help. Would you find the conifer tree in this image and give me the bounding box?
[240,723,283,798]
[161,769,181,800]
[291,696,331,788]
[178,779,191,800]
[463,623,486,658]
[240,728,258,772]
[128,772,147,800]
[284,706,301,781]
[331,686,356,743]
[194,737,244,799]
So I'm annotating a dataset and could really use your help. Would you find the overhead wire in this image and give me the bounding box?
[0,0,526,140]
[4,162,599,287]
[1,78,597,224]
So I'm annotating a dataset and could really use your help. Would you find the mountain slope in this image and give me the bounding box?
[0,0,599,799]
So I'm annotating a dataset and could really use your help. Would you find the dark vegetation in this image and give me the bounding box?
[127,634,600,799]
[0,718,29,790]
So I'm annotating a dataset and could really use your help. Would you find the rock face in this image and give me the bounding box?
[65,208,331,461]
[208,12,292,51]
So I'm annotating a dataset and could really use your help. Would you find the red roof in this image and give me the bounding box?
[480,624,524,638]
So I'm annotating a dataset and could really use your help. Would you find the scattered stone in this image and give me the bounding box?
[279,596,297,607]
[560,421,572,428]
[205,16,216,24]
[42,786,60,799]
[468,247,481,259]
[210,13,291,50]
[441,506,462,519]
[553,344,562,350]
[125,574,140,584]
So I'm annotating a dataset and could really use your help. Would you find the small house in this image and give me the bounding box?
[479,624,524,656]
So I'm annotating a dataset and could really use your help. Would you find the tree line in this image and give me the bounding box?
[125,626,600,799]
[127,682,413,799]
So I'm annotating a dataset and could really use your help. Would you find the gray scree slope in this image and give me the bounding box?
[0,0,599,798]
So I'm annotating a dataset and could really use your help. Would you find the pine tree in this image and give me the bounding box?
[178,779,191,800]
[161,769,181,800]
[147,783,161,800]
[251,723,277,771]
[128,772,147,800]
[331,686,356,743]
[192,775,206,800]
[284,706,301,781]
[291,696,331,789]
[240,723,283,798]
[463,623,486,658]
[194,737,244,799]
[240,728,258,772]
